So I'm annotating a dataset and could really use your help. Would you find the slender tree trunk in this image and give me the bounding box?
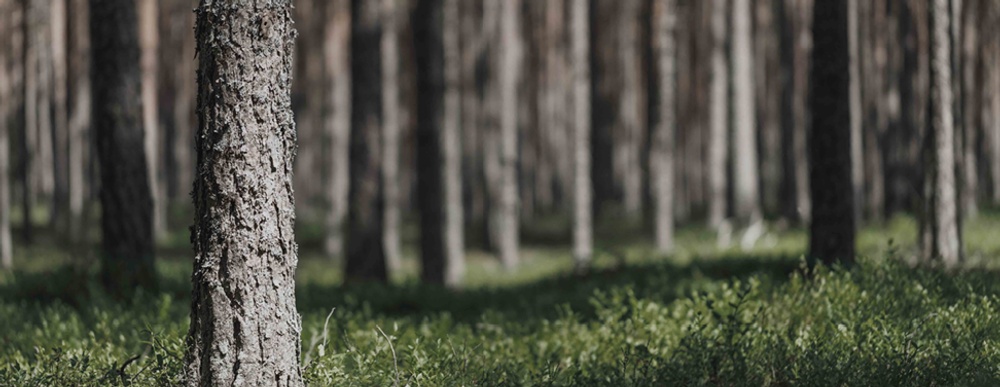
[21,0,35,243]
[960,0,979,218]
[848,0,864,223]
[138,0,163,239]
[652,0,676,253]
[732,0,760,223]
[67,0,90,240]
[619,0,645,216]
[921,0,961,267]
[809,0,856,266]
[90,0,155,293]
[571,0,592,268]
[184,1,303,385]
[172,6,195,208]
[347,0,389,282]
[50,0,69,232]
[35,1,53,204]
[381,0,402,274]
[708,0,728,228]
[323,0,350,259]
[497,0,521,270]
[1,0,12,270]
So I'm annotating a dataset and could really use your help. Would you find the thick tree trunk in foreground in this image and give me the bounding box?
[708,0,728,228]
[184,1,304,385]
[497,0,521,269]
[808,0,856,266]
[652,0,676,253]
[921,0,961,267]
[415,0,465,286]
[571,0,592,268]
[323,0,351,259]
[732,0,760,223]
[347,0,389,282]
[90,0,155,293]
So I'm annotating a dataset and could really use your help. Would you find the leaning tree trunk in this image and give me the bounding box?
[652,0,676,254]
[707,0,728,228]
[571,0,592,268]
[347,0,389,282]
[732,0,760,223]
[89,0,155,293]
[184,1,304,385]
[497,0,522,270]
[921,0,961,267]
[415,0,465,286]
[323,0,351,259]
[808,0,856,266]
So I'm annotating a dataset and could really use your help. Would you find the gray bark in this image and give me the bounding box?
[1,0,11,269]
[382,0,402,274]
[138,0,164,239]
[708,0,728,228]
[90,0,155,293]
[732,0,760,223]
[922,0,962,267]
[571,0,592,268]
[323,0,351,259]
[848,0,864,222]
[618,0,645,216]
[50,0,68,232]
[184,1,304,385]
[652,0,676,254]
[497,0,521,269]
[67,0,90,240]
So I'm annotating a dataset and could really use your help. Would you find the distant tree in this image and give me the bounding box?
[347,0,389,282]
[89,0,155,292]
[382,0,402,274]
[732,0,761,223]
[497,0,522,269]
[323,0,351,259]
[50,0,68,234]
[571,0,592,268]
[921,0,961,267]
[1,0,11,270]
[808,0,856,266]
[138,0,164,239]
[707,0,728,228]
[67,0,90,240]
[651,0,676,254]
[184,0,304,385]
[415,0,465,286]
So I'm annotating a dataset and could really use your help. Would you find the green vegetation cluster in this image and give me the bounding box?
[2,216,1000,386]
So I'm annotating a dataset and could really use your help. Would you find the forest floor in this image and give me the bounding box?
[2,211,1000,385]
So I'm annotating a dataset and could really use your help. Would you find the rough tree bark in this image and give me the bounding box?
[90,0,155,293]
[732,0,760,223]
[921,0,962,267]
[808,0,856,266]
[415,0,465,286]
[497,0,522,270]
[571,0,592,268]
[347,0,389,282]
[708,0,728,228]
[652,0,676,254]
[184,1,304,385]
[381,0,402,274]
[323,0,351,259]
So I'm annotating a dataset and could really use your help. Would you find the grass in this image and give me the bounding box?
[2,212,1000,385]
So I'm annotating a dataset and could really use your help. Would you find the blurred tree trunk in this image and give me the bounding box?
[921,0,961,267]
[381,0,402,274]
[755,0,782,218]
[415,0,465,286]
[732,0,760,224]
[90,0,155,293]
[589,0,616,221]
[618,0,645,217]
[67,0,90,240]
[138,0,163,239]
[848,0,864,223]
[346,0,389,282]
[1,0,12,270]
[651,0,675,253]
[808,0,855,266]
[50,0,68,233]
[497,0,521,270]
[35,1,54,206]
[20,0,36,244]
[184,1,303,384]
[571,0,592,268]
[707,0,728,228]
[960,0,979,218]
[783,0,812,223]
[323,0,351,260]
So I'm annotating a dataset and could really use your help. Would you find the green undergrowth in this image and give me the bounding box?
[2,214,1000,385]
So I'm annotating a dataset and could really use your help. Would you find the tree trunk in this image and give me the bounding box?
[618,0,645,217]
[184,1,304,385]
[50,0,69,233]
[652,0,676,253]
[90,0,155,293]
[323,0,351,259]
[808,0,856,266]
[921,0,961,267]
[707,0,728,228]
[731,0,760,223]
[138,0,163,239]
[381,0,402,274]
[20,0,35,244]
[571,0,592,268]
[347,0,389,282]
[1,0,12,270]
[497,0,521,270]
[67,0,90,240]
[848,0,864,223]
